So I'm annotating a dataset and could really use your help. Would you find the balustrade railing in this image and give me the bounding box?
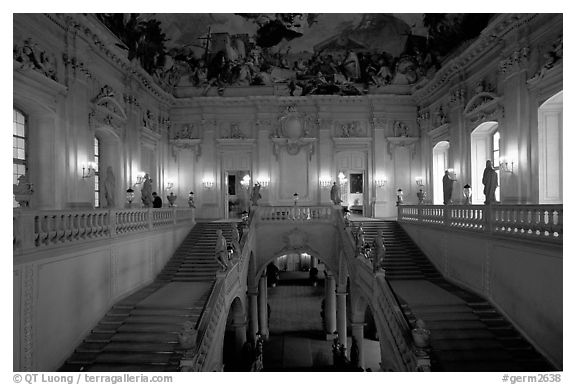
[13,207,195,254]
[257,205,334,222]
[398,204,562,243]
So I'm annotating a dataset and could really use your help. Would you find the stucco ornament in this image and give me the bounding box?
[284,227,308,250]
[272,105,316,159]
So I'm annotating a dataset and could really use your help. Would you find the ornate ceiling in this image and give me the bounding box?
[97,13,492,96]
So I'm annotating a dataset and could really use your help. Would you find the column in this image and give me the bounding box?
[247,290,259,342]
[351,322,365,369]
[324,272,337,338]
[336,287,348,349]
[258,275,269,339]
[233,321,247,356]
[311,256,318,268]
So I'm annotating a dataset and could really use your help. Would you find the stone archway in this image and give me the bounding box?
[222,296,247,371]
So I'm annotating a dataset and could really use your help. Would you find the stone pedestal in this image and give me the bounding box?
[336,288,348,350]
[258,276,269,340]
[351,322,365,369]
[247,290,259,342]
[324,273,337,338]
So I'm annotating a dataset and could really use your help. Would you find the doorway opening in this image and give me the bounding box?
[225,170,250,219]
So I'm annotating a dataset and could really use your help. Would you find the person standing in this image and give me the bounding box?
[152,192,162,208]
[330,182,342,205]
[482,160,499,204]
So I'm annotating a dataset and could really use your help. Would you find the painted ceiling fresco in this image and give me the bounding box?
[97,13,492,95]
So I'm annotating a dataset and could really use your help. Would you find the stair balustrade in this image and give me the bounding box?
[13,207,195,255]
[257,206,334,222]
[398,204,562,243]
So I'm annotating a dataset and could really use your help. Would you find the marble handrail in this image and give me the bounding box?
[257,205,334,222]
[13,207,195,254]
[398,204,562,243]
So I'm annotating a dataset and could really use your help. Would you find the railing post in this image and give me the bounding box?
[108,209,116,237]
[443,206,450,227]
[147,208,153,231]
[485,205,493,234]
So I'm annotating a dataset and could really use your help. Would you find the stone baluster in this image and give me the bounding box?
[258,274,269,340]
[336,286,348,350]
[324,272,337,338]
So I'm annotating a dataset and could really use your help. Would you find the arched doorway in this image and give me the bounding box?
[538,91,563,204]
[432,141,450,205]
[470,121,500,204]
[222,297,247,371]
[257,253,339,370]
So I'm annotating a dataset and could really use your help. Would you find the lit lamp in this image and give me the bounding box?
[415,177,426,204]
[375,177,387,188]
[256,177,270,188]
[134,172,146,186]
[396,188,404,206]
[293,193,299,206]
[82,162,96,179]
[463,184,472,205]
[338,171,348,186]
[167,192,177,207]
[240,174,251,189]
[188,191,195,208]
[202,177,215,190]
[319,176,332,189]
[126,188,135,207]
[499,157,514,173]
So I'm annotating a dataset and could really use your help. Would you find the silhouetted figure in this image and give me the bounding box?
[482,160,499,204]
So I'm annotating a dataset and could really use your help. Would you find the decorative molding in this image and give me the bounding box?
[499,46,530,74]
[426,123,450,144]
[386,137,419,159]
[463,91,504,124]
[13,37,59,83]
[22,264,35,371]
[334,120,366,138]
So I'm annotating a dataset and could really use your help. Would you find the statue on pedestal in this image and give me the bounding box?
[141,174,153,207]
[442,170,456,205]
[372,230,386,273]
[215,229,229,271]
[230,223,241,257]
[250,183,262,206]
[330,182,342,205]
[482,160,499,204]
[13,174,34,207]
[103,166,116,208]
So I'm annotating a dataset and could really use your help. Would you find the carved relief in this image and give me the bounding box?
[89,85,127,137]
[173,123,200,140]
[272,105,316,160]
[416,108,430,128]
[222,122,246,139]
[463,91,504,124]
[336,121,366,137]
[527,36,563,84]
[433,105,449,127]
[14,38,58,82]
[393,121,410,137]
[499,46,530,73]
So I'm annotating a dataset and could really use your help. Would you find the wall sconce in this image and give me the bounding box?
[396,188,404,206]
[126,188,135,207]
[338,171,348,186]
[499,157,514,173]
[82,162,96,179]
[415,176,424,187]
[375,176,388,188]
[134,172,146,186]
[202,177,215,190]
[165,182,174,190]
[319,176,332,189]
[240,174,251,189]
[256,176,270,188]
[463,184,472,205]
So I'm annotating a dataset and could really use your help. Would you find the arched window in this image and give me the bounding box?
[538,91,562,204]
[470,121,499,204]
[432,141,450,205]
[13,108,27,207]
[94,137,101,208]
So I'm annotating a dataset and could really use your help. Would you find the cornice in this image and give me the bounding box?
[47,14,175,105]
[412,14,539,104]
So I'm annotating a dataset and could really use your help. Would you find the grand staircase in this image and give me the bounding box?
[60,221,236,372]
[352,220,555,372]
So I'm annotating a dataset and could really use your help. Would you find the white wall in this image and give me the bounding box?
[401,223,562,369]
[13,225,193,371]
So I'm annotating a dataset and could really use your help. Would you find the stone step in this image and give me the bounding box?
[116,323,183,333]
[83,363,179,372]
[111,332,179,343]
[94,352,176,364]
[432,338,504,351]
